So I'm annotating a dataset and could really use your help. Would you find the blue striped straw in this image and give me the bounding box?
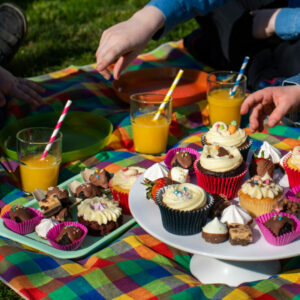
[229,56,249,97]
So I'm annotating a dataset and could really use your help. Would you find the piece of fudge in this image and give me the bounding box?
[38,194,62,218]
[228,223,253,246]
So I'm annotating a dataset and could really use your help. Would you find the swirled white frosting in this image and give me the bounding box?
[144,163,168,181]
[200,145,242,172]
[220,205,252,225]
[169,167,189,183]
[77,196,122,225]
[35,218,59,239]
[111,166,145,190]
[202,217,228,234]
[240,177,283,199]
[205,122,247,147]
[290,146,300,169]
[162,183,207,211]
[257,141,281,164]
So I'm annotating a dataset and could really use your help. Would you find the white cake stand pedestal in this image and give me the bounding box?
[190,254,280,286]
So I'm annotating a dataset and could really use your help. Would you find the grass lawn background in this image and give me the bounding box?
[1,0,197,299]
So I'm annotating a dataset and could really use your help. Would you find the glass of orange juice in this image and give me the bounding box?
[16,127,62,193]
[130,93,172,155]
[207,71,247,126]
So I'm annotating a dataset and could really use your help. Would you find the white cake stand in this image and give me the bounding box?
[129,175,300,286]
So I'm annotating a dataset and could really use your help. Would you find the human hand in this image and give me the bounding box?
[240,85,300,132]
[251,8,281,39]
[0,66,45,107]
[96,5,164,80]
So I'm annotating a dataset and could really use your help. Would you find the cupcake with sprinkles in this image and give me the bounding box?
[283,146,300,187]
[202,121,252,160]
[155,183,214,235]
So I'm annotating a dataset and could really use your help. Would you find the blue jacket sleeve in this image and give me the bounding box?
[146,0,230,39]
[275,8,300,40]
[282,74,300,85]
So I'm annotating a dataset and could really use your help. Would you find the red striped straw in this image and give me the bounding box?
[40,100,72,160]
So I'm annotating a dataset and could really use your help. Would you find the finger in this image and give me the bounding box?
[113,51,137,80]
[98,69,112,80]
[240,91,264,114]
[11,88,40,106]
[268,103,290,127]
[21,78,46,94]
[18,82,44,105]
[0,91,6,107]
[249,103,263,132]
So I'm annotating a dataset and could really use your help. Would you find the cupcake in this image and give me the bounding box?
[164,147,200,174]
[155,183,214,235]
[255,212,300,246]
[109,166,145,214]
[202,121,252,160]
[2,205,43,234]
[283,146,300,187]
[194,144,247,199]
[202,217,228,243]
[46,222,87,251]
[238,176,283,218]
[35,218,59,239]
[77,196,123,236]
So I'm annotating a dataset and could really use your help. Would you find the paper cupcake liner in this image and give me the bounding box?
[2,208,43,235]
[164,147,200,174]
[194,160,247,200]
[108,180,130,215]
[283,153,300,188]
[46,222,87,251]
[255,212,300,246]
[155,186,214,235]
[201,134,252,161]
[286,185,300,202]
[239,196,276,218]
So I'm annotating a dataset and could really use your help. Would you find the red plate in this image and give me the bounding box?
[113,67,207,107]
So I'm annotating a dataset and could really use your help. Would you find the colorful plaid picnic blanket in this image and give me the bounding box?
[1,41,300,300]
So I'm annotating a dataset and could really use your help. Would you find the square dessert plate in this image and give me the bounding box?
[0,173,136,259]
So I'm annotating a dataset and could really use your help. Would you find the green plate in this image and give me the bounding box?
[0,111,113,163]
[0,172,136,259]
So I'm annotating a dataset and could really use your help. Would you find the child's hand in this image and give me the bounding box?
[0,67,45,107]
[240,85,300,132]
[96,6,164,80]
[251,8,281,39]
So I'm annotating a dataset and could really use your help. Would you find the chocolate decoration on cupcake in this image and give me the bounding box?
[47,187,71,207]
[264,214,295,236]
[55,225,83,245]
[249,157,274,179]
[89,169,111,189]
[75,182,101,199]
[171,150,194,171]
[9,205,32,223]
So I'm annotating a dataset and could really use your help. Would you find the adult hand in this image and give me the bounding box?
[240,85,300,132]
[251,8,281,39]
[96,5,164,80]
[0,66,45,107]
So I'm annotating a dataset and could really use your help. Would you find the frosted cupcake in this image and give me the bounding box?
[239,176,283,218]
[283,146,300,187]
[194,144,247,199]
[155,183,214,235]
[202,121,252,160]
[109,166,145,214]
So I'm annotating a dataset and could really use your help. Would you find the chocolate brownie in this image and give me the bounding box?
[47,187,71,207]
[9,205,32,223]
[38,194,62,218]
[228,223,252,246]
[53,207,73,222]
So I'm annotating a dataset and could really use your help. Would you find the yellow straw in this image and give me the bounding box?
[153,69,184,121]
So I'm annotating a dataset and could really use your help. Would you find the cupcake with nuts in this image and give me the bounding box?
[202,121,252,160]
[194,144,247,199]
[155,183,214,235]
[238,176,283,218]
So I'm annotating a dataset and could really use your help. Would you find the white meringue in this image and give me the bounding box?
[143,163,169,181]
[221,205,252,225]
[257,141,281,164]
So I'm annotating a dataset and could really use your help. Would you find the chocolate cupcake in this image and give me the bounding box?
[77,196,123,236]
[202,121,252,160]
[155,183,214,235]
[194,144,247,199]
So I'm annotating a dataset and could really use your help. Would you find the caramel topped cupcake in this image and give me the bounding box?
[239,176,283,217]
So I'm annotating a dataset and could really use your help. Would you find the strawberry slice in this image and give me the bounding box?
[142,177,173,203]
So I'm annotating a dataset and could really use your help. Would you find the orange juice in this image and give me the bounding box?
[132,112,170,154]
[19,154,60,193]
[207,88,245,126]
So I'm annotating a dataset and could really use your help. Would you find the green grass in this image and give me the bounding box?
[1,1,197,299]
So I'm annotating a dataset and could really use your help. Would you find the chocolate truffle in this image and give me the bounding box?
[9,205,32,223]
[264,214,295,236]
[89,169,111,189]
[55,225,83,245]
[75,182,101,199]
